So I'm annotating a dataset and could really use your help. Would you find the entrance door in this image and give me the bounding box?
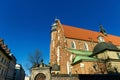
[35,73,46,80]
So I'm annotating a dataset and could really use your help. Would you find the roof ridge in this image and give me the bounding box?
[62,24,120,37]
[61,24,120,46]
[62,24,98,33]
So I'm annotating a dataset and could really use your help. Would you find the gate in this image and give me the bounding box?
[34,73,46,80]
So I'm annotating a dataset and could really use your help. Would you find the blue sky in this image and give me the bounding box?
[0,0,120,75]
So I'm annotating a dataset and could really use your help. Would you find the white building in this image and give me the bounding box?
[24,76,29,80]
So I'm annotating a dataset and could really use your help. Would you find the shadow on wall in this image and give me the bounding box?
[78,74,120,80]
[51,74,120,80]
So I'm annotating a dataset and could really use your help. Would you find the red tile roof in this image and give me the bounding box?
[62,24,120,46]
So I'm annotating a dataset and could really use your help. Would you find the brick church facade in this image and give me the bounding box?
[50,19,120,74]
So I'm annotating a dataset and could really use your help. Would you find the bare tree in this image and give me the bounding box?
[28,49,43,68]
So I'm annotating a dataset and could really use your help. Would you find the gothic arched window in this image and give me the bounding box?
[71,41,76,49]
[98,36,105,42]
[84,42,89,51]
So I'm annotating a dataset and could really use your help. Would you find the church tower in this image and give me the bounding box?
[50,19,59,66]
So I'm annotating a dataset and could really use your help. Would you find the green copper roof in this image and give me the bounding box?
[67,49,98,64]
[73,56,98,64]
[67,49,92,56]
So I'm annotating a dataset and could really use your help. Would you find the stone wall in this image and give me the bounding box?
[51,74,79,80]
[30,67,51,80]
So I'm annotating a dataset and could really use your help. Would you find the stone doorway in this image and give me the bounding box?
[34,73,46,80]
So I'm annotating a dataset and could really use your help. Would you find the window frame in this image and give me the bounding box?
[71,41,76,49]
[84,42,89,51]
[98,36,105,42]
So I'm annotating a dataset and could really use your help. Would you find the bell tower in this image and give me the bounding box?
[50,19,59,66]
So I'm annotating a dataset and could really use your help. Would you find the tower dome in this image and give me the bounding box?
[92,42,120,56]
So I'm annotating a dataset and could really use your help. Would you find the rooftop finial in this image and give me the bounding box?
[55,17,59,23]
[99,24,107,36]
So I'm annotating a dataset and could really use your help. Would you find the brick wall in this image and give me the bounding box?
[50,21,98,74]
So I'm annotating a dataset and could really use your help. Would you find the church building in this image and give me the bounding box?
[50,19,120,74]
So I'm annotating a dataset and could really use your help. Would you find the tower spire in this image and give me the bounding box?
[51,18,60,31]
[99,24,107,36]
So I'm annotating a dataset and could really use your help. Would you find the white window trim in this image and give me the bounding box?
[71,41,76,49]
[70,54,73,62]
[57,46,60,65]
[98,36,105,42]
[84,42,89,51]
[67,61,70,74]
